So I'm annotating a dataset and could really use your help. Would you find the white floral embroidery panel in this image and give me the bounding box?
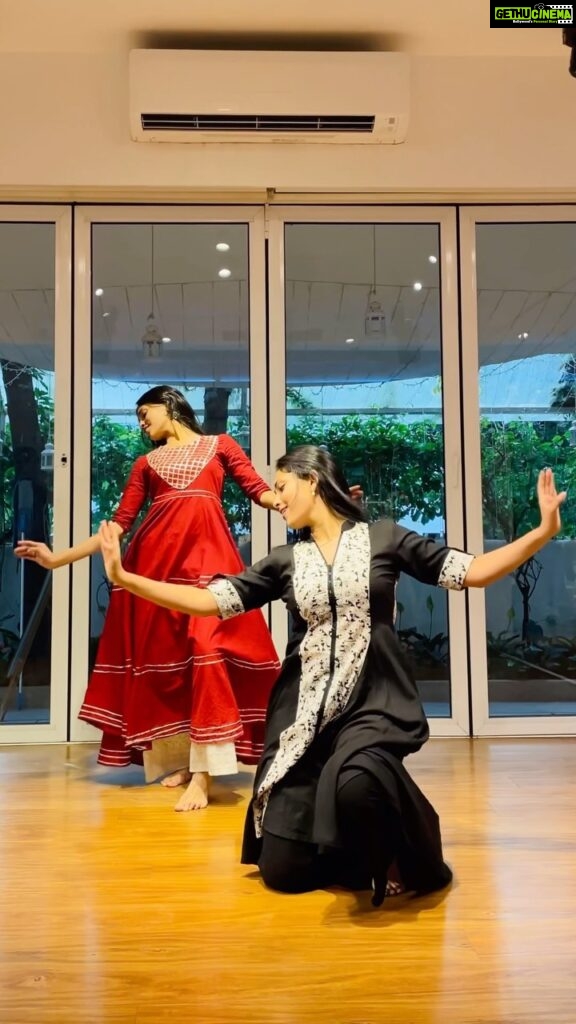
[253,522,372,837]
[207,578,246,619]
[437,549,475,590]
[146,436,218,490]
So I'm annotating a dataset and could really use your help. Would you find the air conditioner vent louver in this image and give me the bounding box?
[141,113,377,134]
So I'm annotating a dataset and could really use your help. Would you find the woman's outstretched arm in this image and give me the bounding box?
[13,527,124,570]
[464,468,566,588]
[98,520,219,617]
[14,454,150,569]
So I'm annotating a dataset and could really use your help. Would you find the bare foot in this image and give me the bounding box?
[161,769,192,789]
[174,771,210,811]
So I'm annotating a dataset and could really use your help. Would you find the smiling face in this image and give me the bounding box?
[274,469,317,530]
[136,402,174,442]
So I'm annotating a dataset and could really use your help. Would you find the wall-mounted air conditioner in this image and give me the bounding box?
[129,50,410,145]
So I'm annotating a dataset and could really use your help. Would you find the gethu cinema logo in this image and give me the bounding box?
[494,6,573,20]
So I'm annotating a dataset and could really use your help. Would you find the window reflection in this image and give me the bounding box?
[284,223,450,716]
[88,223,253,666]
[0,223,55,724]
[476,223,576,717]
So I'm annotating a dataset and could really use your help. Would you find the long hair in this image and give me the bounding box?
[276,445,367,528]
[135,385,205,442]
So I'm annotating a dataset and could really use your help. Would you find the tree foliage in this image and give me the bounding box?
[91,416,149,529]
[550,355,576,411]
[480,418,576,541]
[2,387,576,543]
[287,414,445,525]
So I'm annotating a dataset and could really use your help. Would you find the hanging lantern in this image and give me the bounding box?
[40,441,54,472]
[141,313,163,360]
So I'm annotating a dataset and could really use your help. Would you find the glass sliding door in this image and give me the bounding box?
[267,207,469,735]
[4,200,575,746]
[0,208,71,740]
[69,207,268,739]
[461,208,576,735]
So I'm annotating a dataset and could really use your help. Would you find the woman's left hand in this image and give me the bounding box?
[538,468,567,538]
[98,521,123,583]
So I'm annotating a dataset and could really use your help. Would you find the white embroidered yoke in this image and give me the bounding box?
[146,437,218,489]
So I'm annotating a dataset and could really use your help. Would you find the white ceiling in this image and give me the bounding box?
[0,0,567,58]
[1,219,575,385]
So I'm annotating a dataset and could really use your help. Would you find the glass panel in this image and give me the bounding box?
[89,222,251,668]
[476,222,576,717]
[284,223,450,716]
[0,223,55,725]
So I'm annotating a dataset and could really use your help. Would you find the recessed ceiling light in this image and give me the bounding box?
[517,331,529,339]
[218,268,232,278]
[345,338,355,345]
[162,336,171,343]
[428,255,438,264]
[413,281,423,291]
[102,311,110,318]
[94,288,104,296]
[216,242,230,252]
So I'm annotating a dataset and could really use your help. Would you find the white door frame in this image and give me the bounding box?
[69,205,269,740]
[6,201,574,745]
[266,205,470,737]
[0,205,72,742]
[460,205,576,736]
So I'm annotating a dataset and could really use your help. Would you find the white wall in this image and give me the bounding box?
[0,53,574,193]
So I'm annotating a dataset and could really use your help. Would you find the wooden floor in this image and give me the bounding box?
[1,740,576,1024]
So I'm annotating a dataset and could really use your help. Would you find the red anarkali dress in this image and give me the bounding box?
[78,434,281,769]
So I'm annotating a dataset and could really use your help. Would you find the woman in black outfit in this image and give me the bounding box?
[97,445,565,906]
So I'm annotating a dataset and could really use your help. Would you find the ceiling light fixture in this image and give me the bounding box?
[142,225,163,361]
[218,268,232,278]
[95,287,104,296]
[365,225,386,336]
[413,281,423,291]
[216,242,230,252]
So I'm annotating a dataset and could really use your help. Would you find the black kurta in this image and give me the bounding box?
[208,518,474,894]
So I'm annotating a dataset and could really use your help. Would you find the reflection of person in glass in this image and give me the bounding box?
[95,445,565,904]
[14,386,282,811]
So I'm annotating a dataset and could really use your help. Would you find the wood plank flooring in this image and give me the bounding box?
[1,738,575,1024]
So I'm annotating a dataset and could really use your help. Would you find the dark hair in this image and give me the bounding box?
[136,386,205,443]
[276,445,367,528]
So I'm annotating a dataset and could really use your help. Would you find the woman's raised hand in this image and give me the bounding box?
[537,468,567,538]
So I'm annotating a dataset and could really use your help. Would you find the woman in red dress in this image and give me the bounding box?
[14,386,281,811]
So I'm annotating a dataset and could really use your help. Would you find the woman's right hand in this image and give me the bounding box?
[98,521,123,584]
[13,540,58,570]
[536,467,566,539]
